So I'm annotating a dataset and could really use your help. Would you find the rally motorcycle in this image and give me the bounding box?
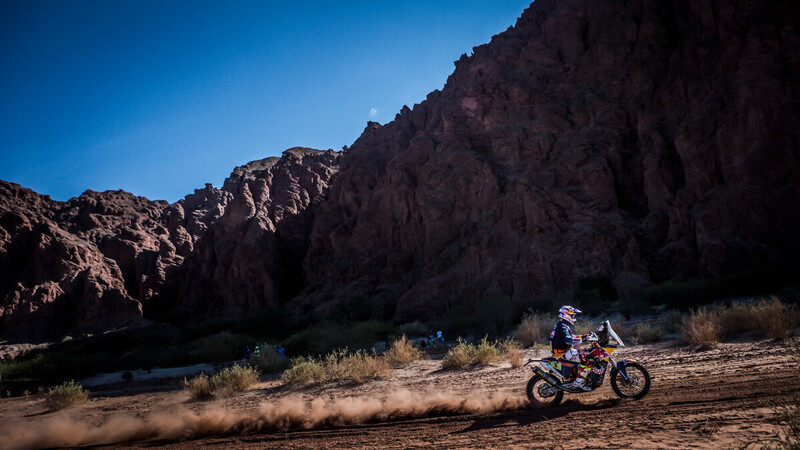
[524,320,651,407]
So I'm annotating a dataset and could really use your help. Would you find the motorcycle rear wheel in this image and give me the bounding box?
[526,375,564,408]
[610,362,651,399]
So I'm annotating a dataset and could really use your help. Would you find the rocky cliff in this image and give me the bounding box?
[301,0,800,320]
[2,0,799,340]
[0,148,339,339]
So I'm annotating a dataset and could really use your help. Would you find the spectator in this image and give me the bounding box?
[276,344,286,357]
[244,346,252,361]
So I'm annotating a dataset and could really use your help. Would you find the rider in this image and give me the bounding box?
[550,305,594,391]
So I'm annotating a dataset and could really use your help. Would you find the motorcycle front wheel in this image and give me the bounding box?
[526,375,564,408]
[610,362,651,399]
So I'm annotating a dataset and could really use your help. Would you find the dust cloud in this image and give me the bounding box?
[0,390,528,449]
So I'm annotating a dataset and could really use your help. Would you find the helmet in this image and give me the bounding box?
[558,305,581,325]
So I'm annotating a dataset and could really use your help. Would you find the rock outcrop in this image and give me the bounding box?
[2,0,799,339]
[0,148,340,339]
[301,0,800,320]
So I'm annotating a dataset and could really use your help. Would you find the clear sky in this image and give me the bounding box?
[1,0,532,202]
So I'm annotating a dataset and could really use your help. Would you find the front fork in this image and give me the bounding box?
[608,356,630,381]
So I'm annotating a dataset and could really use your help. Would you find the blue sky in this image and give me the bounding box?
[1,0,531,202]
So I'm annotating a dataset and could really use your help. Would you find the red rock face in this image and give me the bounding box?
[301,0,800,320]
[2,0,799,340]
[0,149,340,338]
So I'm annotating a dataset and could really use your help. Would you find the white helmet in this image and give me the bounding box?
[558,305,581,325]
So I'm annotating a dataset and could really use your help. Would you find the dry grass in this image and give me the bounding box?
[211,365,259,394]
[281,356,325,384]
[185,373,214,399]
[681,298,797,351]
[441,337,502,370]
[498,338,524,367]
[718,297,798,339]
[282,348,391,385]
[185,365,259,399]
[513,312,550,347]
[384,335,425,368]
[45,380,89,410]
[682,307,722,350]
[441,339,477,370]
[475,337,501,365]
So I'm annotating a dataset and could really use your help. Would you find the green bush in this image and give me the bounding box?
[45,380,89,410]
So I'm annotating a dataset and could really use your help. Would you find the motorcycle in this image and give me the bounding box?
[523,320,651,407]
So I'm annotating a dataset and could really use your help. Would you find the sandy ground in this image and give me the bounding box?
[0,338,797,449]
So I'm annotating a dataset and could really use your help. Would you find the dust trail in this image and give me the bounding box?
[0,390,529,450]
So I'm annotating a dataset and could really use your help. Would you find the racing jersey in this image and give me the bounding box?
[550,319,583,354]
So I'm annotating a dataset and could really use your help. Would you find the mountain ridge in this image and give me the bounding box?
[2,0,799,340]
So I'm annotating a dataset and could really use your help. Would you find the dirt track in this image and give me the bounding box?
[1,339,797,449]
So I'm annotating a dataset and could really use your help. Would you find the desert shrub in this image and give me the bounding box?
[631,322,664,344]
[475,336,501,365]
[718,298,798,340]
[282,349,391,385]
[185,365,259,399]
[249,344,290,373]
[192,332,252,363]
[281,356,326,384]
[498,338,524,367]
[45,380,89,410]
[513,312,549,347]
[398,321,428,337]
[441,339,477,370]
[682,308,721,350]
[441,337,502,370]
[321,349,391,384]
[210,365,259,394]
[384,335,425,368]
[185,373,214,399]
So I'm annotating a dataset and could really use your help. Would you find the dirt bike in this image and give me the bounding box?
[524,320,651,407]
